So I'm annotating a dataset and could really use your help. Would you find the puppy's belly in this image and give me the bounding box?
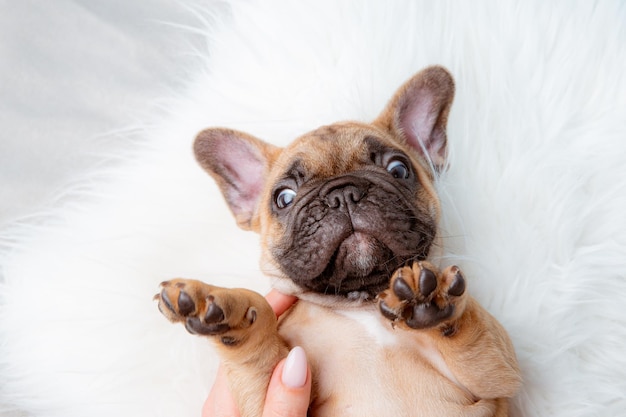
[278,302,486,417]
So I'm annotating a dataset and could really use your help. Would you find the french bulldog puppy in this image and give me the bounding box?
[156,66,521,416]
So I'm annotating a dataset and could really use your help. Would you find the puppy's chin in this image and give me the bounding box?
[269,276,381,307]
[340,233,383,277]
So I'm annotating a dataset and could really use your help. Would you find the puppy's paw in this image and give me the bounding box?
[378,262,467,332]
[155,279,265,345]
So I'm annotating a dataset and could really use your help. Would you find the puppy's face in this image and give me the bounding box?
[194,66,455,301]
[258,123,441,299]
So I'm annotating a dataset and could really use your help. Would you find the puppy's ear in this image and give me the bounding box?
[193,128,280,231]
[375,66,455,172]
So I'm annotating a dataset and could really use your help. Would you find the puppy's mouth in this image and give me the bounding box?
[319,232,399,296]
[308,231,418,298]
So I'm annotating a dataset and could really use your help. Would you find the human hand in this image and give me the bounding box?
[202,289,311,417]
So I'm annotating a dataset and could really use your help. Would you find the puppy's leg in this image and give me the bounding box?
[378,262,521,410]
[156,279,289,417]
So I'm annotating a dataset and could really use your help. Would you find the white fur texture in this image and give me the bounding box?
[2,1,626,416]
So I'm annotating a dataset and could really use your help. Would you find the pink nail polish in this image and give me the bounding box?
[281,346,307,388]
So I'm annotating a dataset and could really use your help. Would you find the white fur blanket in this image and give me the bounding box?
[1,1,626,416]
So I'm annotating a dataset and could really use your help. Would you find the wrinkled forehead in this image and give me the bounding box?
[274,122,402,179]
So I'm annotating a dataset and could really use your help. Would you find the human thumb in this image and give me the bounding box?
[262,346,311,417]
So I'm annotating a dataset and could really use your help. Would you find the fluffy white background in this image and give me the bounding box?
[1,1,626,416]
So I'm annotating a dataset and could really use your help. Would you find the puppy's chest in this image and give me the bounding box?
[278,302,398,355]
[278,302,470,416]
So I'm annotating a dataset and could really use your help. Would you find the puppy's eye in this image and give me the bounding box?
[386,160,410,179]
[275,188,297,209]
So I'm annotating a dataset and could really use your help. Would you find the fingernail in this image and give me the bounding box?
[281,346,307,388]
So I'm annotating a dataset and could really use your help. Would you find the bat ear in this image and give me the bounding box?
[193,128,280,231]
[375,66,455,173]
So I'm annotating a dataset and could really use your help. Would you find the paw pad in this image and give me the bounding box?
[156,280,232,336]
[378,262,466,330]
[177,291,196,316]
[155,279,263,344]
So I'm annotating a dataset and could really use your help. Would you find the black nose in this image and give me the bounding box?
[326,185,363,209]
[321,176,368,210]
